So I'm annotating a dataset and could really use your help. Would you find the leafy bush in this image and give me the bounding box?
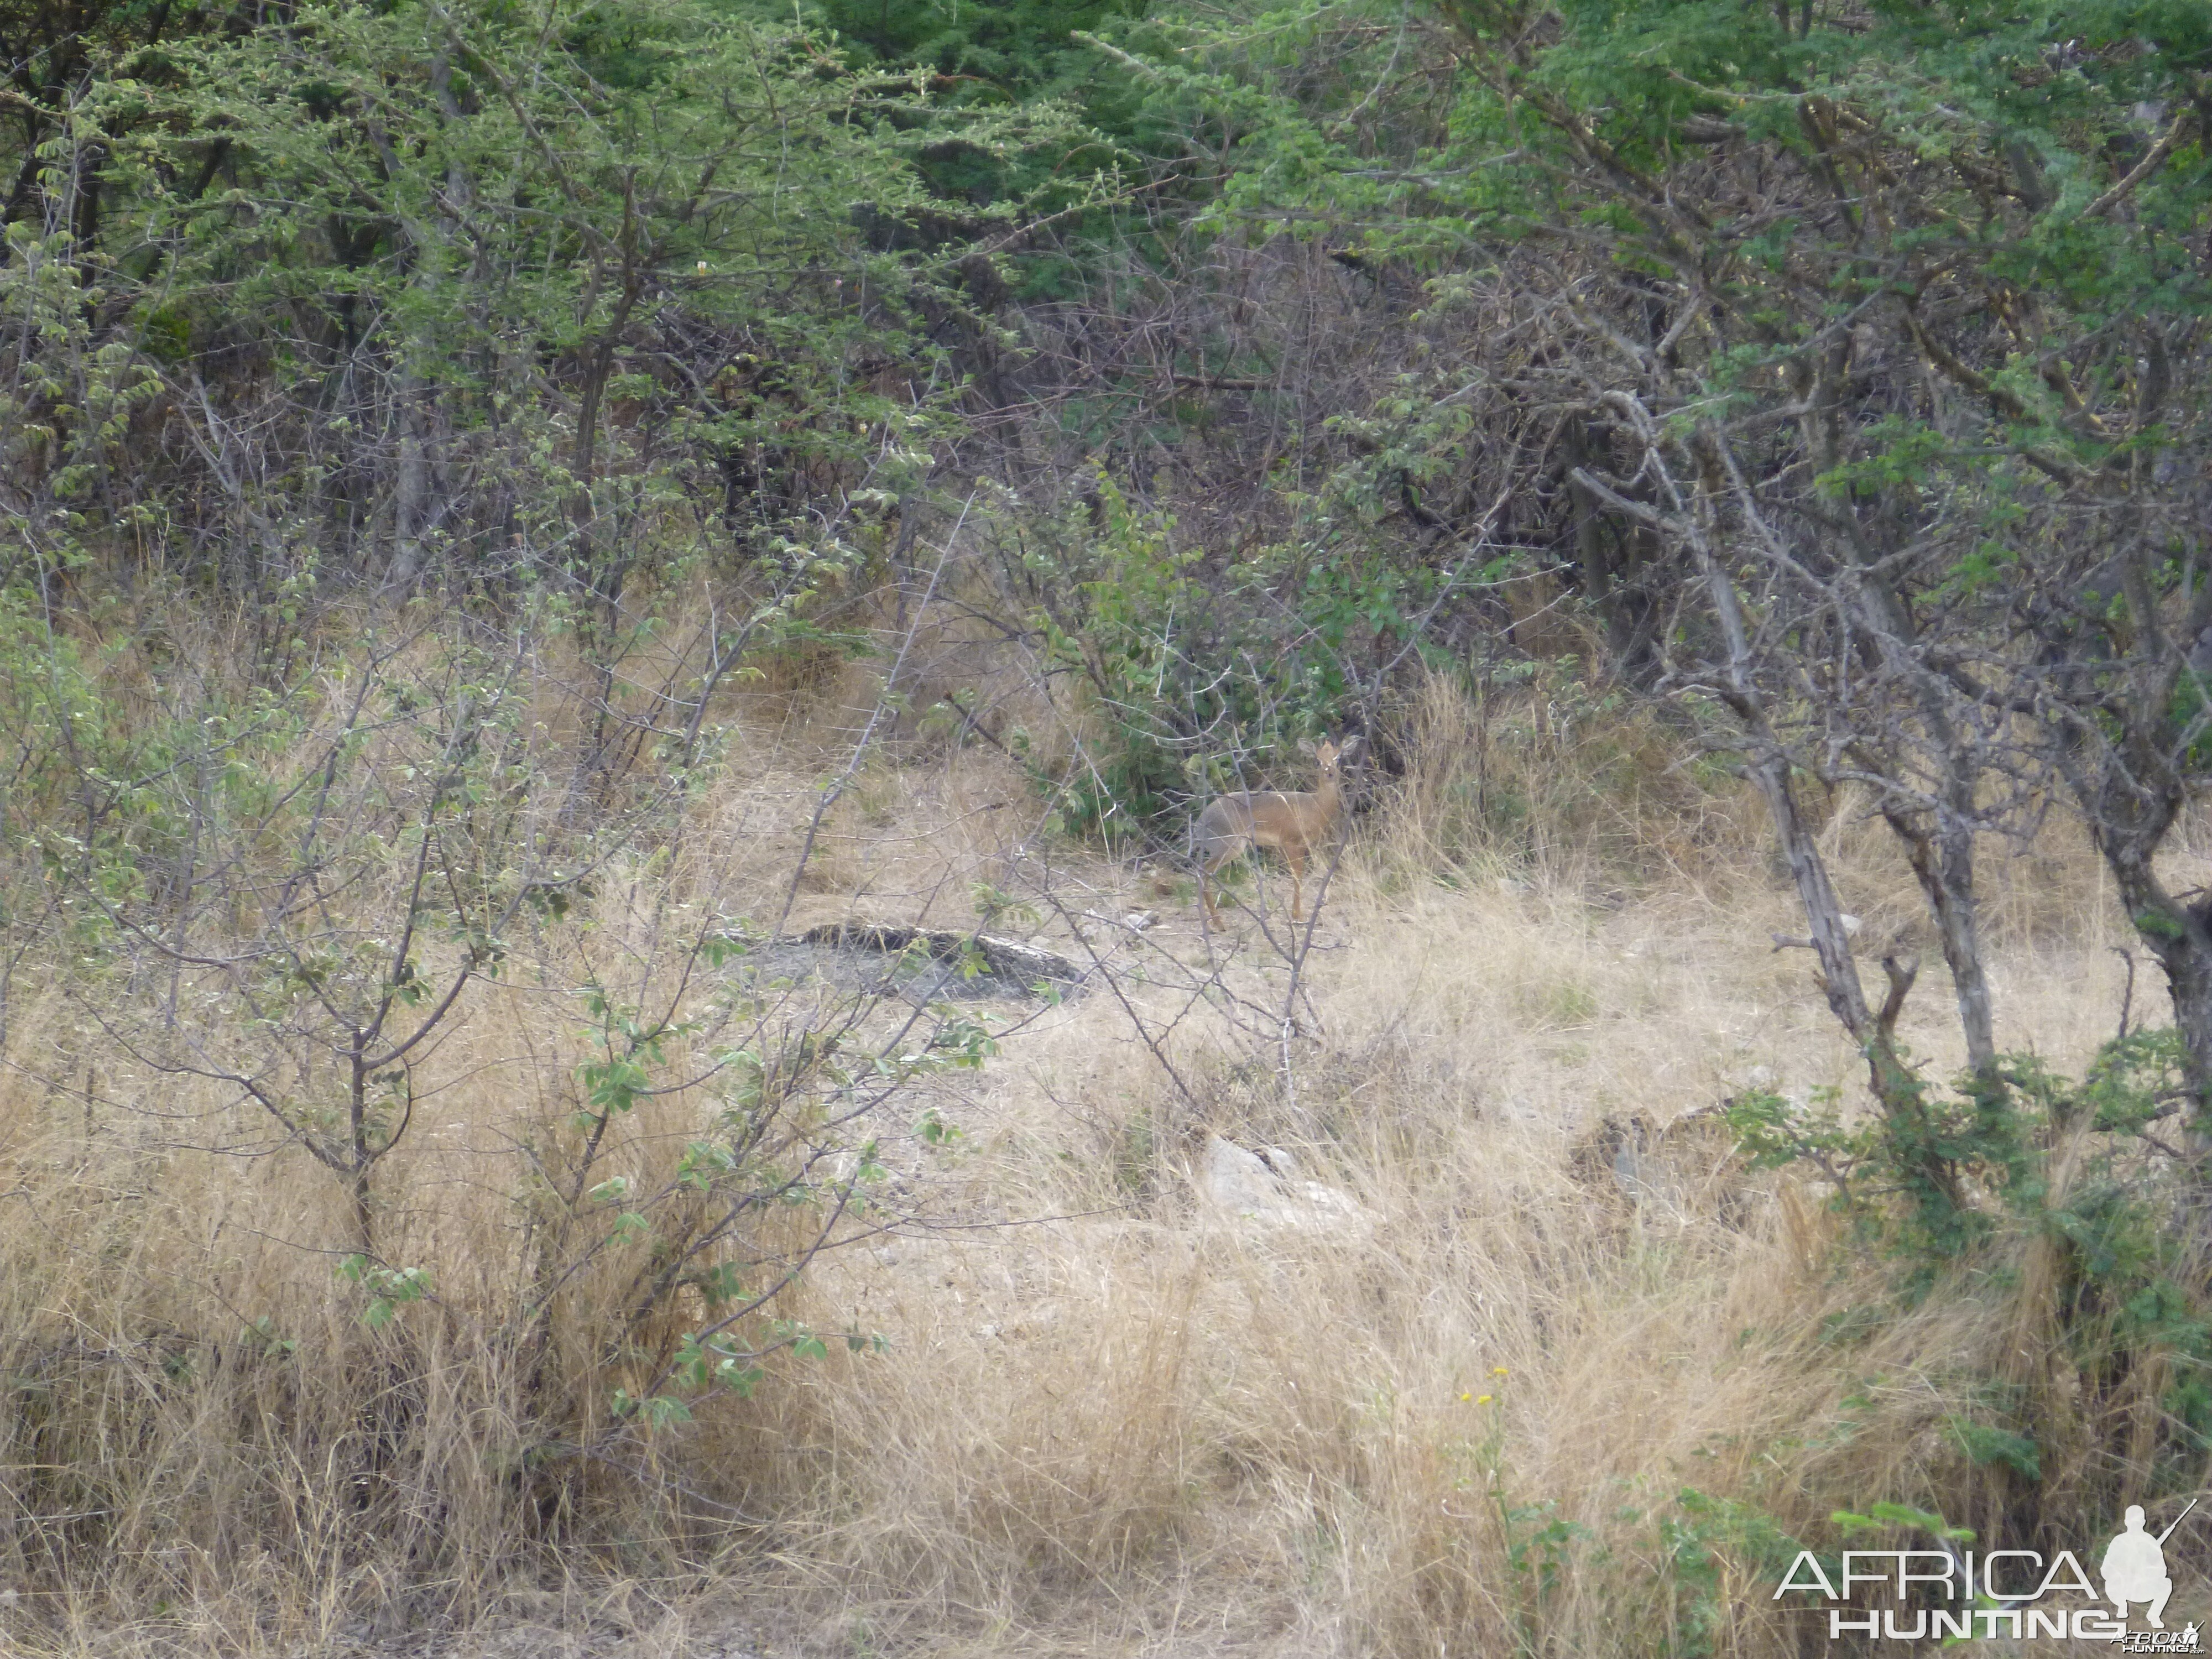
[1728,1030,2212,1489]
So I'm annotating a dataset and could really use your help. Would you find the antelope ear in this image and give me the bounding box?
[1339,735,1365,761]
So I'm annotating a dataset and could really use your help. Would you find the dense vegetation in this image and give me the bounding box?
[3,0,2211,1648]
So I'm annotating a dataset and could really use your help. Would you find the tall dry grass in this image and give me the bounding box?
[0,606,2192,1657]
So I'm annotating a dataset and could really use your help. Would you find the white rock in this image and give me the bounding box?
[1196,1134,1374,1240]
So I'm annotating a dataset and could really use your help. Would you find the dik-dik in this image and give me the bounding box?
[1194,735,1361,925]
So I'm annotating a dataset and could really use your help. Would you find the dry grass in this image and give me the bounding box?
[0,624,2197,1659]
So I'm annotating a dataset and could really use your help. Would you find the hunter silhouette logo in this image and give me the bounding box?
[1773,1500,2201,1645]
[2104,1501,2191,1630]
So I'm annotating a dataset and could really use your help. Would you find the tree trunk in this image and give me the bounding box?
[348,1045,376,1254]
[391,368,432,586]
[2103,843,2212,1126]
[386,48,473,591]
[1884,804,1998,1076]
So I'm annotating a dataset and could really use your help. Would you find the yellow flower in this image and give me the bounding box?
[1491,1366,1510,1378]
[1476,1394,1493,1406]
[1459,1392,1472,1402]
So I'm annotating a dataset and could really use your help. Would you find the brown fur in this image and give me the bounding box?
[1194,735,1361,924]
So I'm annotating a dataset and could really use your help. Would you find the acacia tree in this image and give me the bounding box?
[1101,0,2212,1116]
[29,603,567,1255]
[1,0,1089,601]
[1434,0,2211,1103]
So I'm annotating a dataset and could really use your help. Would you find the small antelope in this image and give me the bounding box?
[1194,735,1361,926]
